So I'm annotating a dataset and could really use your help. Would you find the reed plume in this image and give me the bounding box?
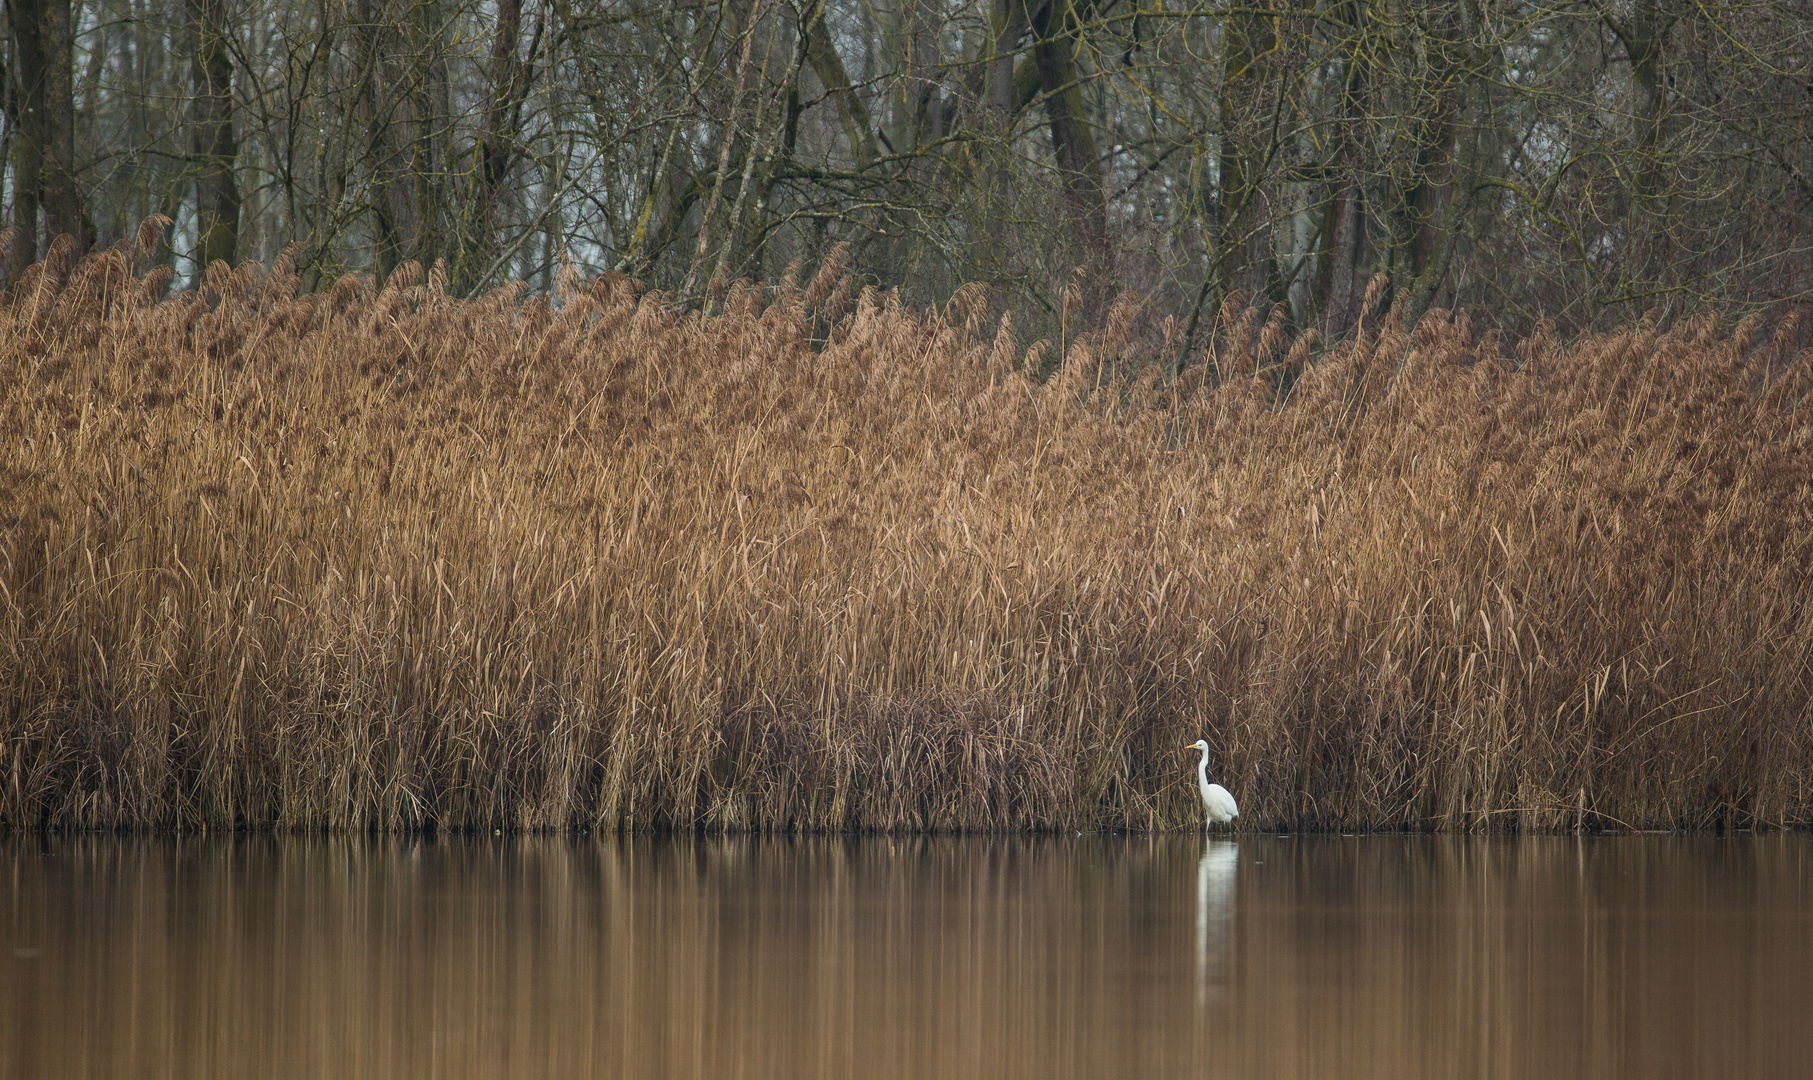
[2,239,1809,832]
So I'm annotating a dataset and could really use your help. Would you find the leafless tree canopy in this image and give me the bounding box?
[5,0,1812,338]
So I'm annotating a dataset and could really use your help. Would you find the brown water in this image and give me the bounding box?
[3,833,1809,1080]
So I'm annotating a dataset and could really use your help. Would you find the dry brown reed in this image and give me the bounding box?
[2,240,1811,833]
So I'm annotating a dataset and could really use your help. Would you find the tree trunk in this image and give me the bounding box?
[451,0,537,291]
[802,2,876,171]
[1314,1,1370,336]
[39,0,79,248]
[1393,0,1466,297]
[355,0,403,280]
[1031,0,1105,244]
[909,0,943,144]
[1606,0,1677,296]
[6,0,48,279]
[1620,0,1673,206]
[981,0,1030,121]
[1401,0,1486,329]
[7,0,82,270]
[1318,180,1363,336]
[1183,0,1277,352]
[187,0,240,268]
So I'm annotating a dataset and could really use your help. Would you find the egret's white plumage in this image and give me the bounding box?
[1185,739,1239,825]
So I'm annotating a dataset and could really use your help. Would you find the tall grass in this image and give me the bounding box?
[2,235,1811,832]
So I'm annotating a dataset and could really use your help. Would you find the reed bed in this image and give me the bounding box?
[2,235,1811,832]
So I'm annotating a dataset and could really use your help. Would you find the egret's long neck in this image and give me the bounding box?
[1196,750,1210,786]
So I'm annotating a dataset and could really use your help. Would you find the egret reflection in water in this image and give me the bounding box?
[1196,837,1239,1003]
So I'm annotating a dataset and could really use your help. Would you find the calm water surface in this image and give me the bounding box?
[4,833,1809,1079]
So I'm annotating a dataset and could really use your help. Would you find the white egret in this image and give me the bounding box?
[1184,740,1239,826]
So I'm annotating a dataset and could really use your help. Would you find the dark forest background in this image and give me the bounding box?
[5,0,1812,345]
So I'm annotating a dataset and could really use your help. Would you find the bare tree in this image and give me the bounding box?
[1,0,1807,344]
[186,0,237,267]
[5,0,83,277]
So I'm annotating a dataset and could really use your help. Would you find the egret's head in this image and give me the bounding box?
[1183,739,1210,753]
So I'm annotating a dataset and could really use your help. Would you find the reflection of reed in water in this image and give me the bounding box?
[1196,837,1238,1004]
